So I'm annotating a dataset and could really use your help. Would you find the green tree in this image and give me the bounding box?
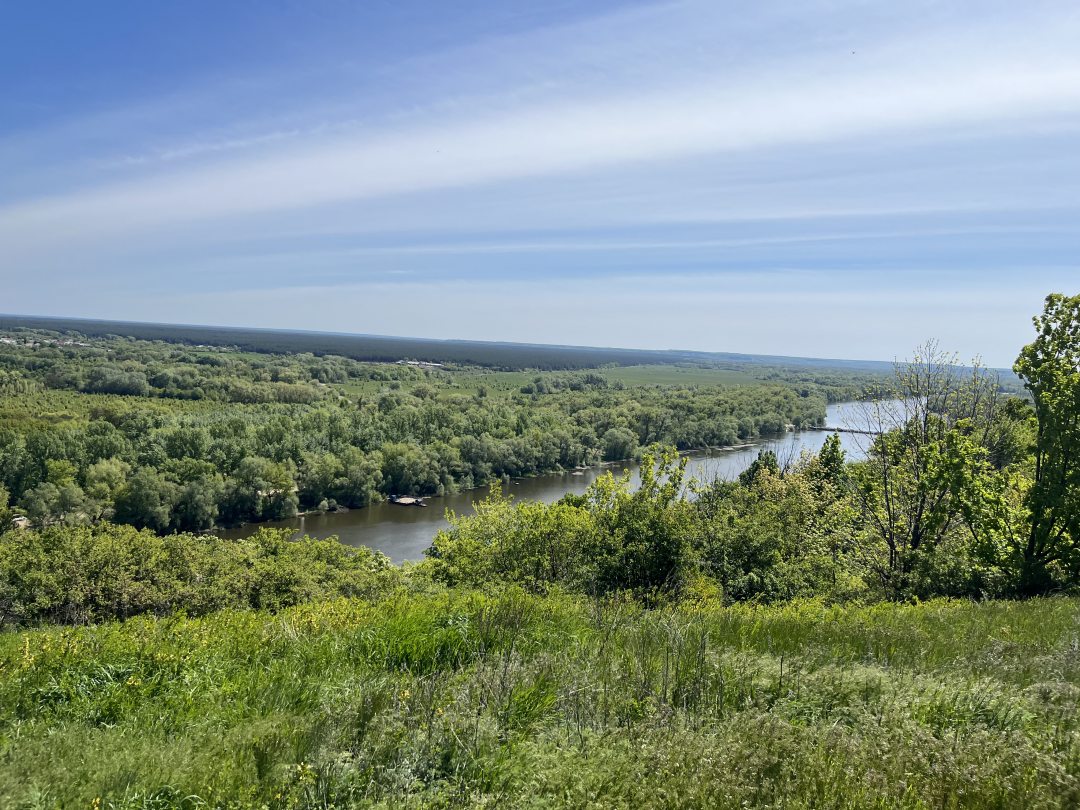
[172,476,224,531]
[815,433,846,485]
[427,484,598,591]
[1013,292,1080,594]
[588,446,693,597]
[738,449,779,488]
[84,457,130,503]
[693,464,862,603]
[83,457,131,520]
[0,483,12,527]
[852,343,1004,598]
[297,451,339,508]
[381,443,442,496]
[237,457,298,521]
[600,427,637,461]
[113,468,177,532]
[334,447,382,507]
[55,484,90,526]
[44,459,78,488]
[20,483,58,526]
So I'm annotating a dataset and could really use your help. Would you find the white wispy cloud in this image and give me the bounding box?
[3,0,1079,362]
[3,1,1079,257]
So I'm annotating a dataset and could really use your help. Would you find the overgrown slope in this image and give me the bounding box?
[2,592,1079,808]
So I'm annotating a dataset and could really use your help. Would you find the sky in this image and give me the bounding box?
[2,0,1079,366]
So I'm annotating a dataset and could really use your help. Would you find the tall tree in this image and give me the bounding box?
[113,468,177,532]
[852,342,1002,597]
[1014,293,1080,594]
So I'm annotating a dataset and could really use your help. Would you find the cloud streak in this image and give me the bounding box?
[4,2,1080,251]
[2,0,1079,363]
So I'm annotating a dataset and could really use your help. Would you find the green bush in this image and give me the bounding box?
[426,448,697,599]
[0,524,399,627]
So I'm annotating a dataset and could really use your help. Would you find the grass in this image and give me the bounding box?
[2,592,1079,808]
[596,364,757,387]
[334,364,764,401]
[0,390,216,428]
[0,359,777,421]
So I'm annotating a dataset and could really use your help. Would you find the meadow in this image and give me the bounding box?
[355,365,765,399]
[2,591,1078,808]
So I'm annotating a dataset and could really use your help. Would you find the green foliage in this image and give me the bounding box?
[425,485,598,592]
[1,593,1079,807]
[694,462,863,603]
[737,448,779,487]
[850,345,1018,599]
[0,482,10,527]
[3,296,1080,806]
[1014,292,1080,593]
[429,447,871,604]
[113,467,176,531]
[588,446,694,596]
[814,431,846,485]
[0,524,399,627]
[0,326,857,533]
[427,449,696,598]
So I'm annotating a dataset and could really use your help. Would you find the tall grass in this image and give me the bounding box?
[2,592,1079,808]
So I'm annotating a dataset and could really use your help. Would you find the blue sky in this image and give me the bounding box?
[2,0,1079,366]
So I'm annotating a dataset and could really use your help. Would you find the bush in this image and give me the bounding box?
[426,448,696,599]
[0,524,399,627]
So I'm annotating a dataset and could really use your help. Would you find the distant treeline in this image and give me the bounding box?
[0,314,904,372]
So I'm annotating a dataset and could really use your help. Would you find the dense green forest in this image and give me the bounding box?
[1,293,1079,807]
[0,314,902,372]
[0,326,877,533]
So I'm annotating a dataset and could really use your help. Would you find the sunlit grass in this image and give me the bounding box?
[2,593,1078,808]
[597,364,757,387]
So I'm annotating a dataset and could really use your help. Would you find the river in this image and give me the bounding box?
[222,400,884,563]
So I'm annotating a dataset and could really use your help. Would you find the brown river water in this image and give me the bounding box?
[222,401,886,563]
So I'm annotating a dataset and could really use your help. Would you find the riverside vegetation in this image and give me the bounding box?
[0,326,875,534]
[1,293,1079,808]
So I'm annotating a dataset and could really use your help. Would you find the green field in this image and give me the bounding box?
[3,592,1078,808]
[597,363,756,387]
[333,365,763,400]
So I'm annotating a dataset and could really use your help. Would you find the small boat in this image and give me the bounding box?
[390,496,428,507]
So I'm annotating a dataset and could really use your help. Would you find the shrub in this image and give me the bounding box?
[0,524,399,627]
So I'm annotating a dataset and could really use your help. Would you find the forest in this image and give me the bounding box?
[0,293,1078,808]
[0,327,875,534]
[0,314,901,372]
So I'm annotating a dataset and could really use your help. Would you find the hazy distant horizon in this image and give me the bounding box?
[2,311,1022,373]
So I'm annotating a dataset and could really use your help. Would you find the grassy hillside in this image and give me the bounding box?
[2,591,1078,808]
